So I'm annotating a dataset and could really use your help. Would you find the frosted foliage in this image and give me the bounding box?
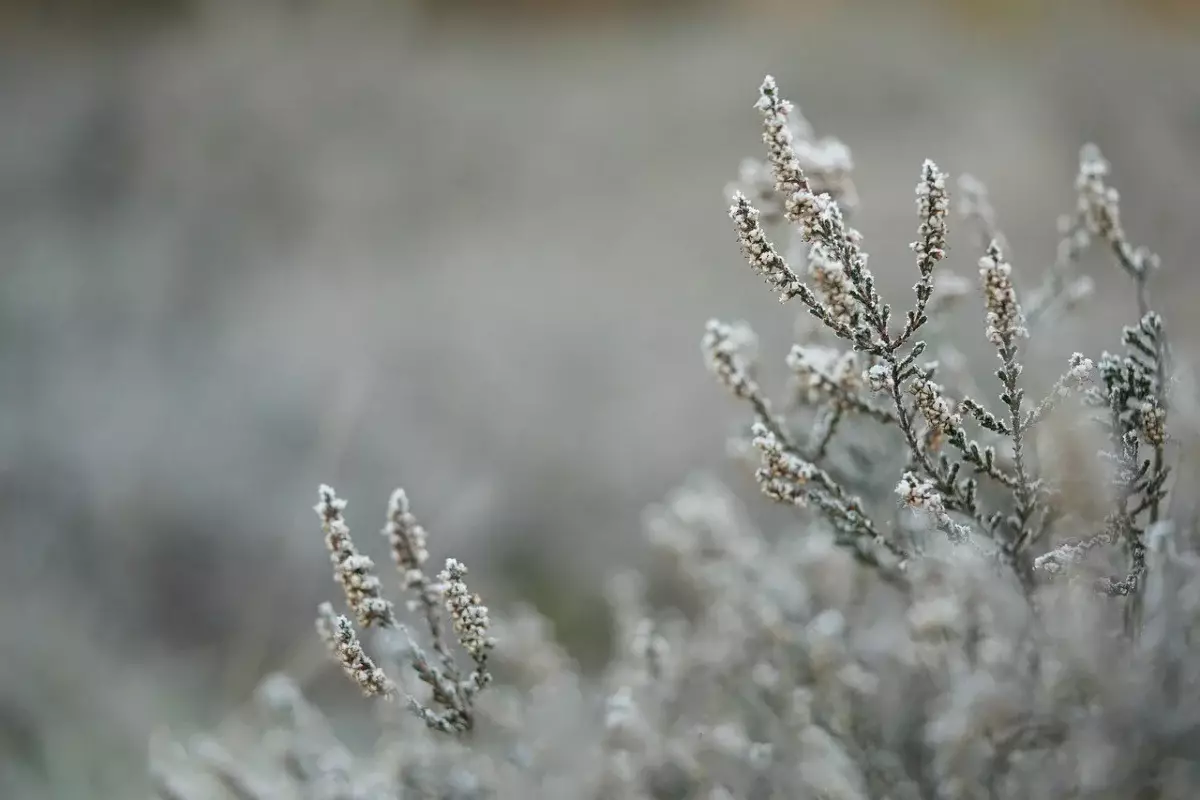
[153,76,1200,800]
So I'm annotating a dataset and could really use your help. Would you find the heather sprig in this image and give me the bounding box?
[316,484,397,630]
[711,76,1172,601]
[1036,146,1173,601]
[316,602,397,699]
[315,485,494,733]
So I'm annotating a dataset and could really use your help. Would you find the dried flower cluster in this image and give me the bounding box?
[152,76,1200,800]
[712,76,1174,601]
[317,484,495,734]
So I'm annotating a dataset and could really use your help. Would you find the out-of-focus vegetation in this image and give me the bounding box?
[2,0,1199,29]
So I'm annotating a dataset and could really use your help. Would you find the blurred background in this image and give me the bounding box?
[1,0,1198,794]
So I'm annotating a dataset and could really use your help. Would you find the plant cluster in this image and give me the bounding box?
[151,77,1200,800]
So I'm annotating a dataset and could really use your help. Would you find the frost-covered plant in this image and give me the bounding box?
[152,77,1200,800]
[314,484,496,733]
[713,76,1172,603]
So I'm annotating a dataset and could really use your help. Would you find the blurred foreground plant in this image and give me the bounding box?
[153,77,1200,800]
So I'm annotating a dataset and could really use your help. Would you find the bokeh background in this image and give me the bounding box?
[1,0,1198,795]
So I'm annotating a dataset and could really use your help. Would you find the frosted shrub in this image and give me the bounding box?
[153,77,1200,799]
[715,77,1173,603]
